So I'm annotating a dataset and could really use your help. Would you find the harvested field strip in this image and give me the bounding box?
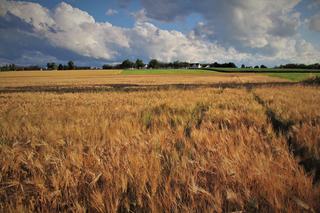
[0,81,299,93]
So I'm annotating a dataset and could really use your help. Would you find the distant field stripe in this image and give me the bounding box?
[267,73,320,81]
[120,69,216,75]
[205,68,320,73]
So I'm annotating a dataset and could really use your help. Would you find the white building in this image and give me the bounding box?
[190,63,202,69]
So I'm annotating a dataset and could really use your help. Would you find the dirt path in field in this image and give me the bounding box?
[0,81,302,93]
[252,93,320,184]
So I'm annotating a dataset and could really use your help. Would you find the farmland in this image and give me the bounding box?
[267,73,320,81]
[0,70,319,212]
[0,70,288,88]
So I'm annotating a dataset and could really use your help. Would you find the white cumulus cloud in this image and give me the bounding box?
[0,0,319,66]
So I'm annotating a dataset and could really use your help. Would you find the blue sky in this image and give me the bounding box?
[0,0,319,67]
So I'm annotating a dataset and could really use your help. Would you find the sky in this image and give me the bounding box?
[0,0,320,67]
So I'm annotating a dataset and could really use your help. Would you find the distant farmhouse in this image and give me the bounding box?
[190,63,202,69]
[189,63,210,69]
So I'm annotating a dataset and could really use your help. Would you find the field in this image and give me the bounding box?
[0,70,319,212]
[120,69,212,75]
[267,73,320,81]
[0,70,288,89]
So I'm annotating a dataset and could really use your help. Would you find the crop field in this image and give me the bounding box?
[255,87,320,180]
[0,70,288,89]
[0,71,319,212]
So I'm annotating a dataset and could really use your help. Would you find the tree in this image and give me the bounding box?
[120,59,134,69]
[8,64,16,71]
[47,62,57,70]
[210,62,237,68]
[241,64,245,68]
[58,64,64,70]
[102,64,113,69]
[254,65,259,69]
[68,61,75,70]
[260,64,267,69]
[277,63,320,69]
[135,59,145,69]
[227,62,237,68]
[148,59,160,69]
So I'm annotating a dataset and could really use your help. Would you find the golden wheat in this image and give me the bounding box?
[0,70,287,87]
[255,86,320,159]
[0,87,319,212]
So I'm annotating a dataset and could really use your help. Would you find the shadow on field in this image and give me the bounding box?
[0,81,305,93]
[253,94,320,184]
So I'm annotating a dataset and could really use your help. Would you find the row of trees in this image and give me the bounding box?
[277,63,320,69]
[103,59,270,70]
[0,61,78,71]
[241,64,267,69]
[1,61,320,71]
[0,64,42,71]
[47,61,78,70]
[103,59,230,69]
[103,59,187,69]
[47,61,92,70]
[103,60,320,70]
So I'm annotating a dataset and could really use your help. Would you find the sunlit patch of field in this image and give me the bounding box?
[0,87,319,212]
[0,70,288,88]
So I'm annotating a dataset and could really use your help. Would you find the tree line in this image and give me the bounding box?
[86,59,320,70]
[1,59,320,71]
[103,59,241,69]
[0,61,89,71]
[276,63,320,69]
[103,59,191,69]
[46,61,90,70]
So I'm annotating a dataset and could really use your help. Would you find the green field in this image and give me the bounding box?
[120,69,215,75]
[201,67,320,81]
[119,68,320,81]
[267,72,320,81]
[207,67,320,72]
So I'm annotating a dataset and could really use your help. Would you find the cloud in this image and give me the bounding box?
[128,0,320,64]
[138,0,302,50]
[106,9,118,16]
[0,0,54,32]
[0,0,249,64]
[0,0,319,66]
[1,1,130,61]
[131,9,149,22]
[309,14,320,32]
[128,21,250,63]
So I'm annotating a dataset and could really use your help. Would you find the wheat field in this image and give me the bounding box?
[0,70,287,87]
[0,85,319,212]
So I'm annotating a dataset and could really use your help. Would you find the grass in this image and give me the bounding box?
[0,87,319,212]
[204,67,320,81]
[267,73,320,81]
[208,67,320,72]
[120,69,215,75]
